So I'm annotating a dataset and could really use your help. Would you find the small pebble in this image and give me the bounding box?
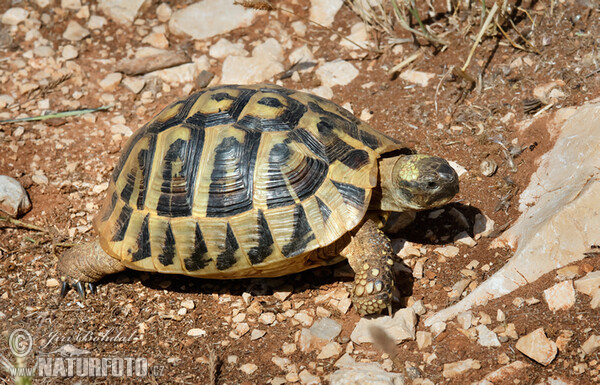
[187,328,206,337]
[240,363,257,375]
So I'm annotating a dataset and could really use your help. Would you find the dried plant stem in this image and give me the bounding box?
[0,215,48,233]
[388,50,422,74]
[461,2,498,72]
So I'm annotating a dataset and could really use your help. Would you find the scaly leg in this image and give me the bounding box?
[341,219,395,316]
[57,240,126,299]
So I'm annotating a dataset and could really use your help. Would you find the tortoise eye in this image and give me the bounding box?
[427,181,438,189]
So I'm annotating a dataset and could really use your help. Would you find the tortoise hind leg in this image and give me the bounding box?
[57,240,126,299]
[341,219,395,316]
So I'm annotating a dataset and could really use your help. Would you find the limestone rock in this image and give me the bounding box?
[98,0,149,25]
[574,271,600,295]
[581,334,600,356]
[399,70,436,87]
[209,38,248,59]
[156,3,172,23]
[99,73,123,91]
[315,60,359,88]
[169,0,258,40]
[2,8,29,25]
[221,39,284,84]
[331,355,405,385]
[472,361,530,385]
[515,328,557,366]
[340,22,370,50]
[0,176,32,218]
[309,0,343,28]
[442,359,481,378]
[543,280,576,312]
[477,325,501,347]
[351,308,416,344]
[426,102,600,326]
[63,21,90,41]
[299,318,342,352]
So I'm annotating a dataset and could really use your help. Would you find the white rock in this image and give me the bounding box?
[309,0,343,28]
[454,231,477,247]
[448,279,471,301]
[187,328,206,337]
[221,53,283,85]
[591,288,600,309]
[310,317,342,341]
[46,278,60,288]
[430,321,446,336]
[351,308,416,344]
[330,361,404,385]
[98,0,148,24]
[317,341,342,359]
[473,213,495,240]
[169,0,258,40]
[282,342,296,354]
[291,21,307,37]
[0,94,15,108]
[32,175,48,185]
[63,21,90,41]
[35,0,53,8]
[2,8,29,25]
[34,46,55,57]
[142,32,169,49]
[259,312,276,325]
[473,361,530,384]
[533,81,564,104]
[294,312,314,327]
[448,160,468,177]
[426,102,600,327]
[252,38,284,62]
[543,280,576,312]
[110,124,132,137]
[209,38,248,59]
[156,3,172,23]
[99,72,123,91]
[457,311,473,329]
[122,77,146,94]
[442,359,481,378]
[581,334,600,356]
[477,325,501,347]
[309,85,333,100]
[288,45,315,68]
[298,369,320,385]
[434,245,459,258]
[61,45,79,60]
[340,22,370,50]
[87,15,107,30]
[61,0,82,10]
[240,363,257,375]
[315,60,359,88]
[574,271,600,295]
[416,331,432,349]
[400,70,436,87]
[515,328,557,366]
[181,299,194,309]
[149,55,210,85]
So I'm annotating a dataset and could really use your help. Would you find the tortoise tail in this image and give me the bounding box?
[57,240,126,283]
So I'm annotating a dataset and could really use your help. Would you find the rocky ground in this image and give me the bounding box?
[1,0,600,384]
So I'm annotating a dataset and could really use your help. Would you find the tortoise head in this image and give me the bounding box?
[379,154,459,212]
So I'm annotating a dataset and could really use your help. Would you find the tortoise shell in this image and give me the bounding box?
[94,84,403,278]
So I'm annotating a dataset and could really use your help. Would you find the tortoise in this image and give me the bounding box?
[58,84,459,316]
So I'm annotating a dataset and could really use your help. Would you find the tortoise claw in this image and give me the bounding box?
[60,281,70,298]
[74,281,86,300]
[87,282,96,295]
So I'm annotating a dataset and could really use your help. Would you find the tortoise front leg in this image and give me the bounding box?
[342,219,395,316]
[57,240,126,299]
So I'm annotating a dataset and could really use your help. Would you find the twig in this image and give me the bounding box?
[0,106,112,124]
[0,215,48,232]
[208,347,219,385]
[461,2,499,72]
[388,50,422,74]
